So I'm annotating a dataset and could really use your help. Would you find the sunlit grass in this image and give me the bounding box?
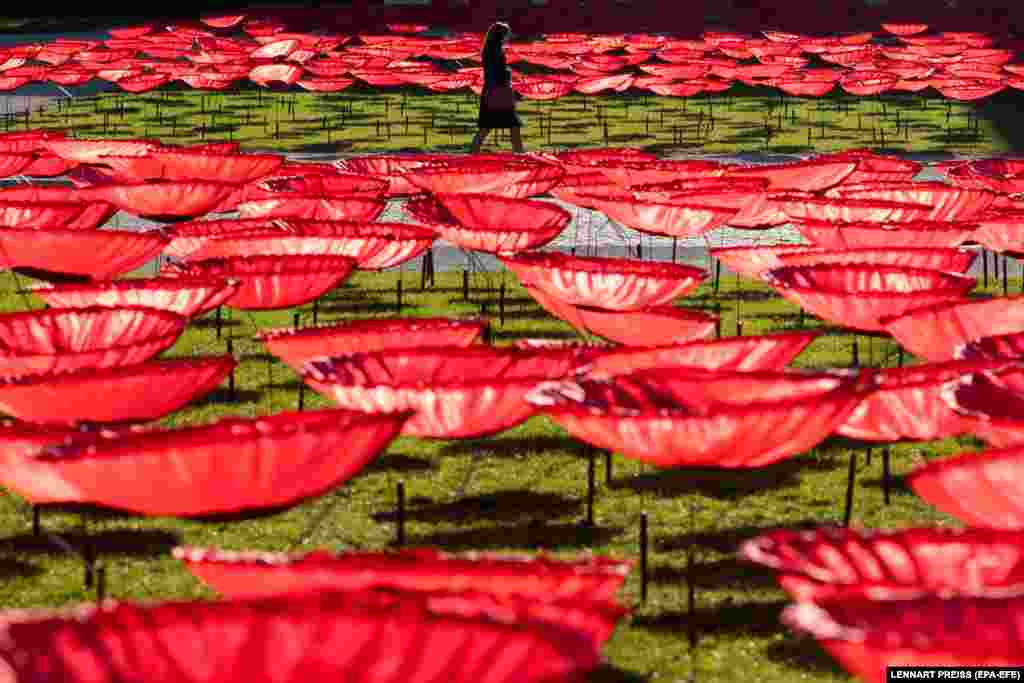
[0,263,1009,682]
[14,83,1015,156]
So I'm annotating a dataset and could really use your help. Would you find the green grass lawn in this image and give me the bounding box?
[0,261,1010,682]
[15,82,1018,155]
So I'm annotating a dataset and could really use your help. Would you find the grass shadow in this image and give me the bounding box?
[586,664,649,683]
[0,529,181,558]
[650,556,780,590]
[317,301,403,315]
[190,388,264,407]
[407,519,624,551]
[365,453,435,474]
[439,435,590,460]
[374,490,582,525]
[188,317,243,332]
[765,636,847,676]
[609,459,809,501]
[657,520,821,554]
[632,599,788,637]
[0,556,41,578]
[859,472,914,499]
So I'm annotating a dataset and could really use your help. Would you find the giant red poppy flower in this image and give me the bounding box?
[0,306,185,379]
[402,194,456,225]
[826,150,922,184]
[131,149,284,183]
[551,148,658,179]
[935,78,1007,101]
[31,277,240,318]
[709,245,823,281]
[21,154,77,181]
[784,596,1024,683]
[0,201,91,229]
[883,23,929,36]
[237,172,390,205]
[259,318,488,373]
[0,419,87,457]
[116,73,171,93]
[516,77,578,99]
[776,247,976,274]
[45,138,159,164]
[9,408,407,515]
[581,331,820,378]
[297,77,355,92]
[405,160,565,197]
[0,192,113,230]
[178,70,243,90]
[723,159,857,192]
[659,185,786,228]
[836,358,1009,442]
[794,217,976,250]
[337,154,455,197]
[971,210,1024,253]
[0,227,168,280]
[941,369,1024,448]
[950,158,1024,195]
[248,63,304,86]
[776,195,935,224]
[578,303,719,347]
[0,130,67,155]
[0,355,234,426]
[882,296,1024,362]
[598,160,724,187]
[201,13,246,28]
[961,331,1024,362]
[573,73,633,94]
[524,284,716,346]
[827,181,996,222]
[88,154,167,183]
[774,76,836,97]
[502,252,706,311]
[434,193,571,233]
[765,264,975,331]
[572,191,738,238]
[164,218,287,259]
[421,194,569,253]
[81,181,238,222]
[527,368,865,468]
[176,546,630,605]
[0,152,37,178]
[237,195,387,222]
[347,224,437,270]
[908,440,1024,529]
[839,70,898,95]
[168,255,356,310]
[0,589,606,683]
[302,346,590,439]
[182,221,433,270]
[743,525,1024,604]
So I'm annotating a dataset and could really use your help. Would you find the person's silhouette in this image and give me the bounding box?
[470,22,525,154]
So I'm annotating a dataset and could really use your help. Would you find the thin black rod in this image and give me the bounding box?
[882,448,891,505]
[395,481,406,547]
[639,511,649,604]
[843,451,857,527]
[585,450,596,527]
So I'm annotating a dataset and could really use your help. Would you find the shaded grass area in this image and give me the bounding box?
[0,261,1009,683]
[12,82,1018,156]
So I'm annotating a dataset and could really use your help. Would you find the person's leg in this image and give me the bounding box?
[470,128,491,154]
[510,127,525,153]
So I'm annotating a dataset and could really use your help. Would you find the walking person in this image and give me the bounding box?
[470,22,525,154]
